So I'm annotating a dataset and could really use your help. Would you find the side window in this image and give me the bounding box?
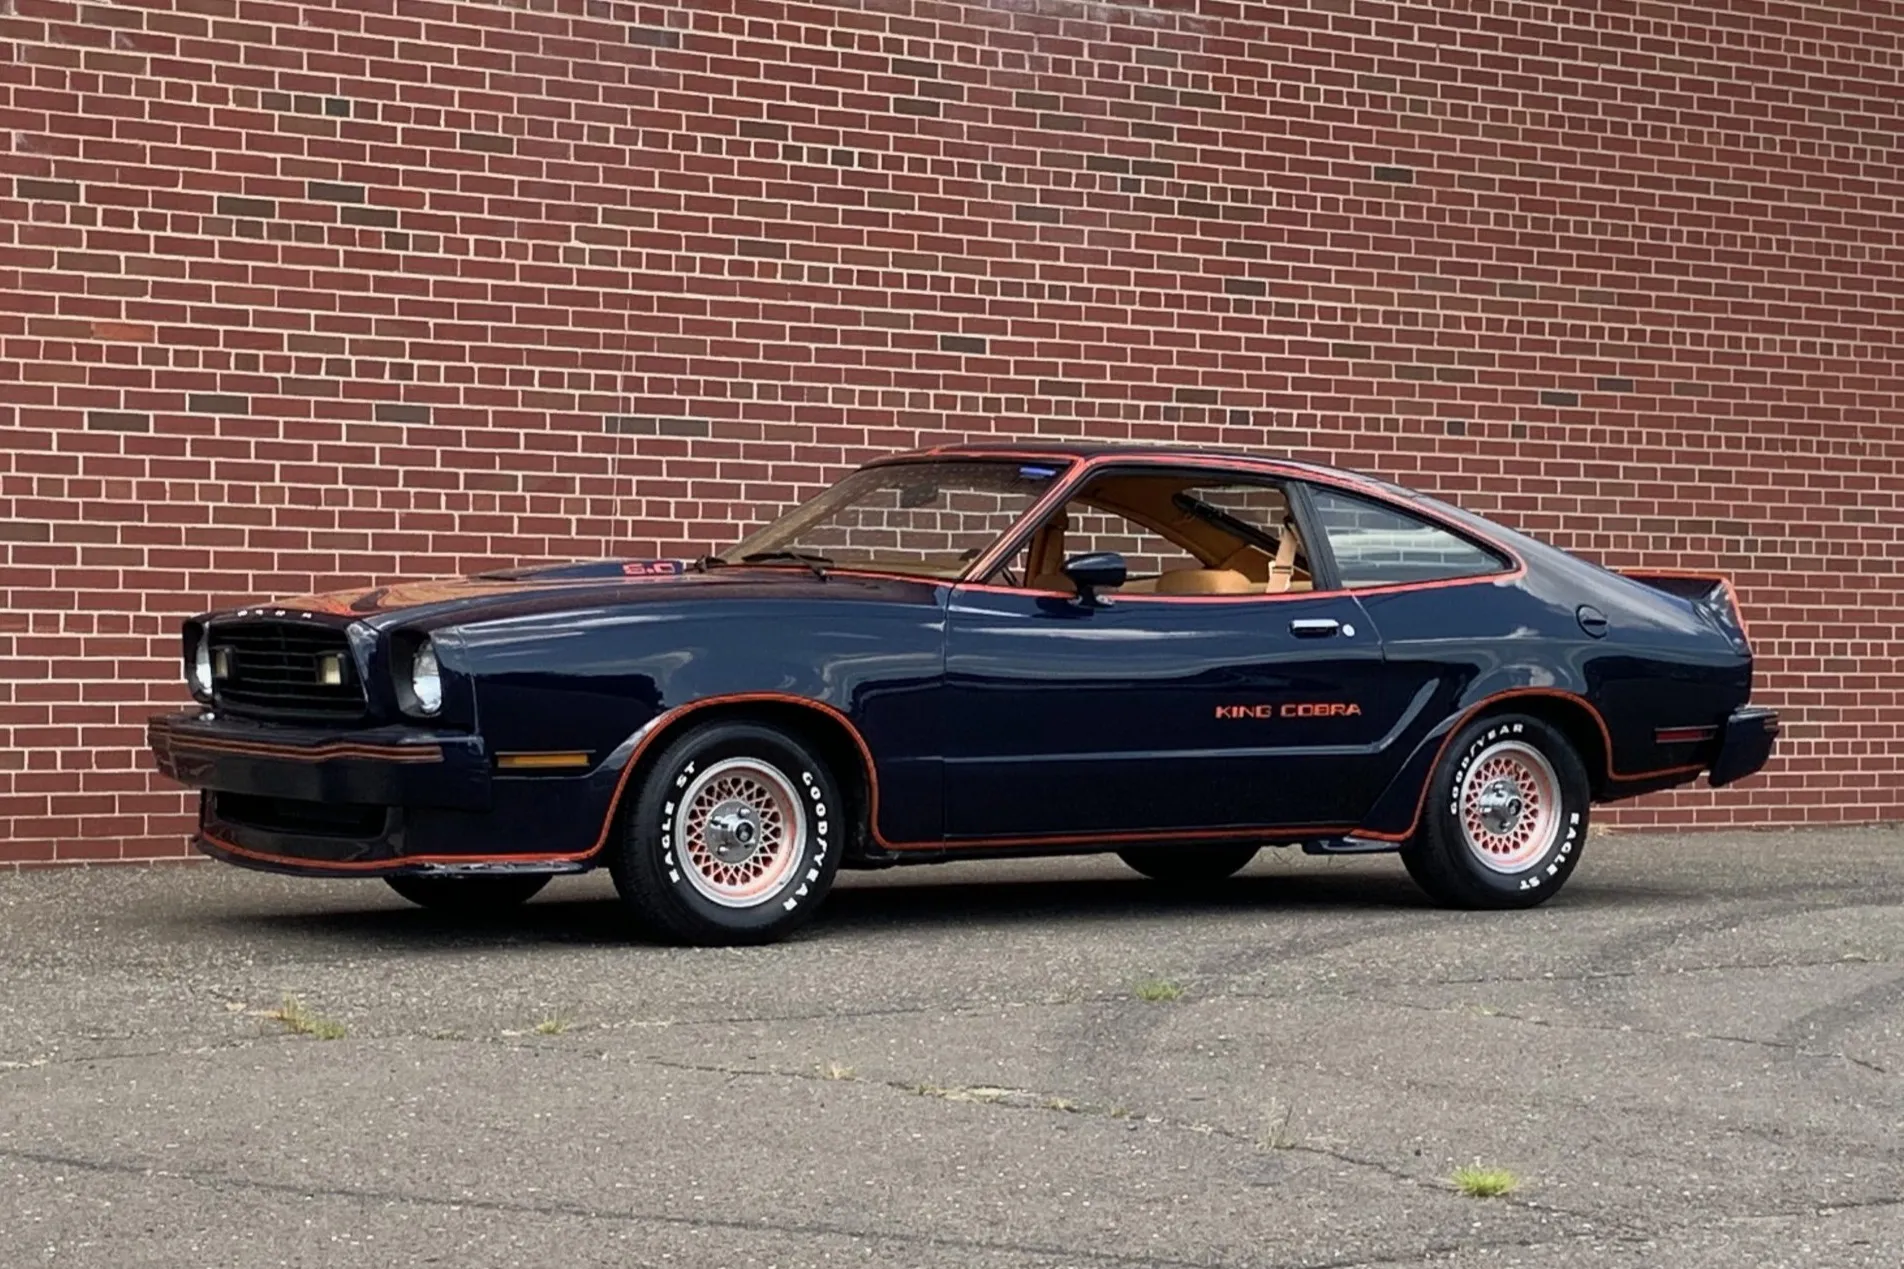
[1307,487,1507,587]
[1045,504,1201,581]
[993,471,1314,595]
[1001,502,1203,588]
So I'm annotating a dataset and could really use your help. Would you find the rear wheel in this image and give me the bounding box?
[1401,713,1590,909]
[1117,844,1259,884]
[610,720,843,945]
[384,873,549,914]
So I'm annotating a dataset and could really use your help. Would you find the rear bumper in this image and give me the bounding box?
[148,711,618,876]
[1708,706,1779,788]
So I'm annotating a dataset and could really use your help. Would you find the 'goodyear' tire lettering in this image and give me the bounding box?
[1402,713,1591,911]
[609,721,845,945]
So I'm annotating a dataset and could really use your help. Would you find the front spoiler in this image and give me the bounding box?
[1709,706,1779,788]
[149,712,489,810]
[195,830,593,879]
[149,711,614,876]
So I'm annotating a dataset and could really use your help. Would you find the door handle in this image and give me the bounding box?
[1290,618,1341,638]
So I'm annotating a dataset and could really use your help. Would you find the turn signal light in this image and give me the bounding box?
[496,752,591,771]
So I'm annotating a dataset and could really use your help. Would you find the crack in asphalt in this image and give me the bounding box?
[1305,1241,1628,1269]
[6,845,1904,1267]
[0,1037,295,1077]
[13,1026,1890,1212]
[0,1142,1629,1269]
[0,1143,1222,1269]
[1772,1194,1904,1217]
[1299,991,1893,1075]
[574,992,1101,1034]
[631,1054,1642,1239]
[0,996,1095,1076]
[1408,954,1897,988]
[1773,971,1904,1055]
[3,951,1896,1079]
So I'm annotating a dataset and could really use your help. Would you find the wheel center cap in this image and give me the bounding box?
[1476,778,1525,835]
[705,800,762,863]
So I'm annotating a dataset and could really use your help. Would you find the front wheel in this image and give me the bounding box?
[610,720,844,945]
[1117,844,1260,884]
[1401,713,1591,909]
[384,873,550,914]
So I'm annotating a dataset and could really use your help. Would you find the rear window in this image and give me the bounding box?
[1307,487,1508,588]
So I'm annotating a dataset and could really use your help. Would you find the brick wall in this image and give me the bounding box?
[3,0,1900,864]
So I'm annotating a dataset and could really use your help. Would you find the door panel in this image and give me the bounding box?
[942,587,1426,840]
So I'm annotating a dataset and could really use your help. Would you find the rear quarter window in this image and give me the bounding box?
[1307,487,1509,587]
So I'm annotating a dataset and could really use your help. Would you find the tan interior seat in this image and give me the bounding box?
[1025,508,1071,591]
[1152,567,1256,596]
[1019,495,1304,598]
[1264,517,1301,593]
[1212,517,1303,593]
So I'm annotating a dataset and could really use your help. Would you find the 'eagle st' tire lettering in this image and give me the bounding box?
[1402,712,1591,911]
[609,719,844,946]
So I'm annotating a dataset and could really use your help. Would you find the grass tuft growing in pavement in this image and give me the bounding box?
[266,995,346,1041]
[818,1062,856,1081]
[532,1016,570,1036]
[1133,978,1185,1003]
[1452,1164,1519,1198]
[1262,1101,1298,1150]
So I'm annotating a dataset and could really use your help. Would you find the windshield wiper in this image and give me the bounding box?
[739,550,831,579]
[693,554,729,572]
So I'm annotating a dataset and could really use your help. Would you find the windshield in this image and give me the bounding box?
[723,459,1067,578]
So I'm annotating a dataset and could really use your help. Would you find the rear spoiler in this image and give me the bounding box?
[1616,569,1751,649]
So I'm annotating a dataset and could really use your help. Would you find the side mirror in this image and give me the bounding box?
[1061,551,1126,608]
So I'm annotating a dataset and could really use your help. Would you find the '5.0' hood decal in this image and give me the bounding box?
[280,560,690,616]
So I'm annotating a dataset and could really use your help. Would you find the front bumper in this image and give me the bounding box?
[149,712,489,810]
[1708,706,1779,788]
[148,711,615,876]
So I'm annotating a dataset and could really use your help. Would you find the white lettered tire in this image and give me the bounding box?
[610,720,843,945]
[1401,713,1590,909]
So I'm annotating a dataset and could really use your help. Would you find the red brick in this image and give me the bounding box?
[2,0,1901,862]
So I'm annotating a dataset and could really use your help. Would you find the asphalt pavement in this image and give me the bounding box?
[2,826,1900,1268]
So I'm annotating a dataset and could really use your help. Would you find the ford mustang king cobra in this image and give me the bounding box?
[147,444,1778,944]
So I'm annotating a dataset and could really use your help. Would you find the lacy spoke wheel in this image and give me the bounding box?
[1401,713,1591,910]
[674,757,807,909]
[1456,740,1561,874]
[610,720,845,945]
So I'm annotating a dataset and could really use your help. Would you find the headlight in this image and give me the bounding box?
[190,636,213,697]
[410,641,443,715]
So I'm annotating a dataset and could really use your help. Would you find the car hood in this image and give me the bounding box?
[267,559,945,631]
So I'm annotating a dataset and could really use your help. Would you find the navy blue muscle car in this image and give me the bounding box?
[148,444,1777,944]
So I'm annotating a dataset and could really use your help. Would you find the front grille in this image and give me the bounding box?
[212,792,388,838]
[209,620,367,720]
